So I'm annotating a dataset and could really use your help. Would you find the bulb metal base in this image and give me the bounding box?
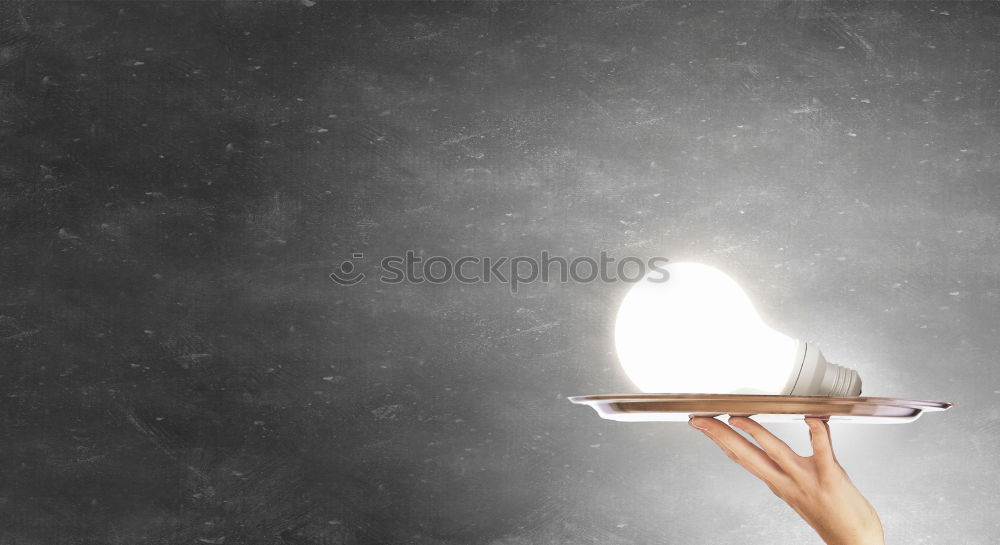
[783,341,862,397]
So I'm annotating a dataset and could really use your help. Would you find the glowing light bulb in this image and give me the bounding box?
[615,262,861,396]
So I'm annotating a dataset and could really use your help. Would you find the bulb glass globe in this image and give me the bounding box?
[615,262,861,396]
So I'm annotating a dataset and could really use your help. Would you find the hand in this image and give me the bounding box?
[688,416,884,545]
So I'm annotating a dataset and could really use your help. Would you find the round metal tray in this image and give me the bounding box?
[568,394,952,424]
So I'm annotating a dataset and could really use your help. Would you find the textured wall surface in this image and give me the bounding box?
[1,2,997,544]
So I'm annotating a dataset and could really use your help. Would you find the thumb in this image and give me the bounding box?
[805,417,839,466]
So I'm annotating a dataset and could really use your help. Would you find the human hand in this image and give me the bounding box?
[688,415,884,545]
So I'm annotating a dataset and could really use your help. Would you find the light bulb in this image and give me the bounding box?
[615,262,861,396]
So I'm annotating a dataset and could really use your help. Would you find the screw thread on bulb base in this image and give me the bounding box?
[823,362,863,397]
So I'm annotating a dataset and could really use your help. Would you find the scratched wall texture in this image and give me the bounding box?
[0,1,997,544]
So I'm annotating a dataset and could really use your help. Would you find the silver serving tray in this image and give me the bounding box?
[569,394,952,424]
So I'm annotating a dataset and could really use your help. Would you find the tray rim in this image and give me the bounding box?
[568,394,953,423]
[568,393,953,411]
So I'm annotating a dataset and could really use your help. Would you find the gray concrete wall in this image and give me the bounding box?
[0,2,995,544]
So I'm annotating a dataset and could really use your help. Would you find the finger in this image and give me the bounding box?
[805,417,839,466]
[689,417,794,489]
[728,416,806,474]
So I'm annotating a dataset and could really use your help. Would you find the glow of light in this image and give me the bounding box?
[615,262,800,394]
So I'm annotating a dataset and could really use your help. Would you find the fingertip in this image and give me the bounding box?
[728,416,762,432]
[688,416,708,430]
